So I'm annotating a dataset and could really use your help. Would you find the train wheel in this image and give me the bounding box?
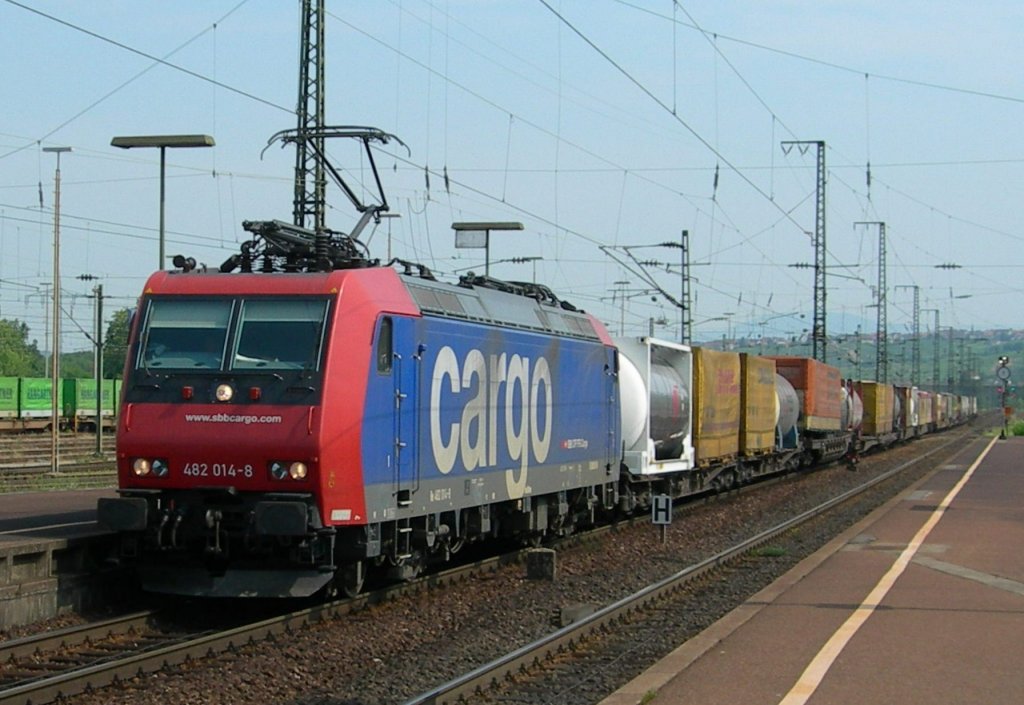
[524,531,546,547]
[387,552,423,581]
[340,560,365,598]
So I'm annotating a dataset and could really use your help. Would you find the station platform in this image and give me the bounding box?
[600,432,1024,705]
[0,489,120,629]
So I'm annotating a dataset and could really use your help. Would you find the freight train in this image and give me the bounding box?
[0,377,120,432]
[95,220,976,598]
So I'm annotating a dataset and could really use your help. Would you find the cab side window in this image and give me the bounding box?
[376,317,393,374]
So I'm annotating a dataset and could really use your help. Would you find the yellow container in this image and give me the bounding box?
[693,347,740,464]
[740,354,777,454]
[858,381,895,436]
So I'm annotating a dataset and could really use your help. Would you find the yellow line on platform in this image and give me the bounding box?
[777,434,999,705]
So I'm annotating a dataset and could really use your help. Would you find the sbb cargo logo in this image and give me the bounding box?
[429,345,552,499]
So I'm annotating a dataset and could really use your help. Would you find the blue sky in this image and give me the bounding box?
[1,0,1021,355]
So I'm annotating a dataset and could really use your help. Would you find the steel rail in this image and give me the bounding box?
[0,546,521,705]
[0,611,154,662]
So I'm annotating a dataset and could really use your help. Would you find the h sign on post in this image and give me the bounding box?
[652,494,672,525]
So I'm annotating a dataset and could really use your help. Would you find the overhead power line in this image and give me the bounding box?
[0,0,289,162]
[614,0,1024,105]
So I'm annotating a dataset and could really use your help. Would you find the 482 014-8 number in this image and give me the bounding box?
[182,462,254,478]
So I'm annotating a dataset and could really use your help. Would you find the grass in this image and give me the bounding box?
[0,470,116,493]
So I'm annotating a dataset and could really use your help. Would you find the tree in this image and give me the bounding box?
[61,350,94,379]
[0,319,45,376]
[103,308,134,378]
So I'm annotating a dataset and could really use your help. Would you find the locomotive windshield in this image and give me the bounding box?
[232,299,328,370]
[136,296,329,372]
[140,299,232,369]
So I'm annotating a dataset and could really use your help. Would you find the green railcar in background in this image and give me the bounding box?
[0,377,120,432]
[62,378,118,431]
[0,377,18,427]
[15,377,63,430]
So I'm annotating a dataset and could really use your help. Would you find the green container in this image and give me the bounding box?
[103,378,116,415]
[62,379,117,418]
[0,377,17,419]
[20,377,62,418]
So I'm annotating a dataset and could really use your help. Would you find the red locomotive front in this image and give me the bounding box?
[100,267,418,597]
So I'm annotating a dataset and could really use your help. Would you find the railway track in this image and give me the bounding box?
[0,479,726,705]
[0,434,116,491]
[400,428,974,704]
[0,433,115,465]
[0,549,524,705]
[0,609,263,705]
[0,424,979,705]
[1,484,586,705]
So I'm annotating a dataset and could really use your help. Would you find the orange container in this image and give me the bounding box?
[740,354,776,454]
[767,356,841,431]
[692,348,741,464]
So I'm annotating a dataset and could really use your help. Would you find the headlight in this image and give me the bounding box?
[215,383,234,402]
[269,460,309,481]
[132,458,169,478]
[289,462,308,480]
[269,461,288,480]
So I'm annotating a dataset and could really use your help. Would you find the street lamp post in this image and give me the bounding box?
[42,146,71,474]
[451,222,524,276]
[110,134,215,270]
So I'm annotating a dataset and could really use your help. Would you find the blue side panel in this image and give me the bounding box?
[361,314,618,517]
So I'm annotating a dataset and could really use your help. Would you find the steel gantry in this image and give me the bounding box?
[857,221,887,382]
[782,140,827,363]
[293,0,326,231]
[896,284,920,386]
